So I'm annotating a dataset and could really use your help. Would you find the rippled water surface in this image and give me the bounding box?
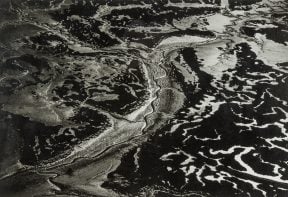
[0,0,288,196]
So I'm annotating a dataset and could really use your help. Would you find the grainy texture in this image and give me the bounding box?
[0,0,288,196]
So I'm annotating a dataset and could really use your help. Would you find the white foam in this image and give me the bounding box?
[206,14,233,33]
[158,35,210,46]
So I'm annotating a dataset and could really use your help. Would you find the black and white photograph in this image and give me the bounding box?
[0,0,288,196]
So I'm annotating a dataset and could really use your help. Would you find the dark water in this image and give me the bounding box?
[0,0,288,196]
